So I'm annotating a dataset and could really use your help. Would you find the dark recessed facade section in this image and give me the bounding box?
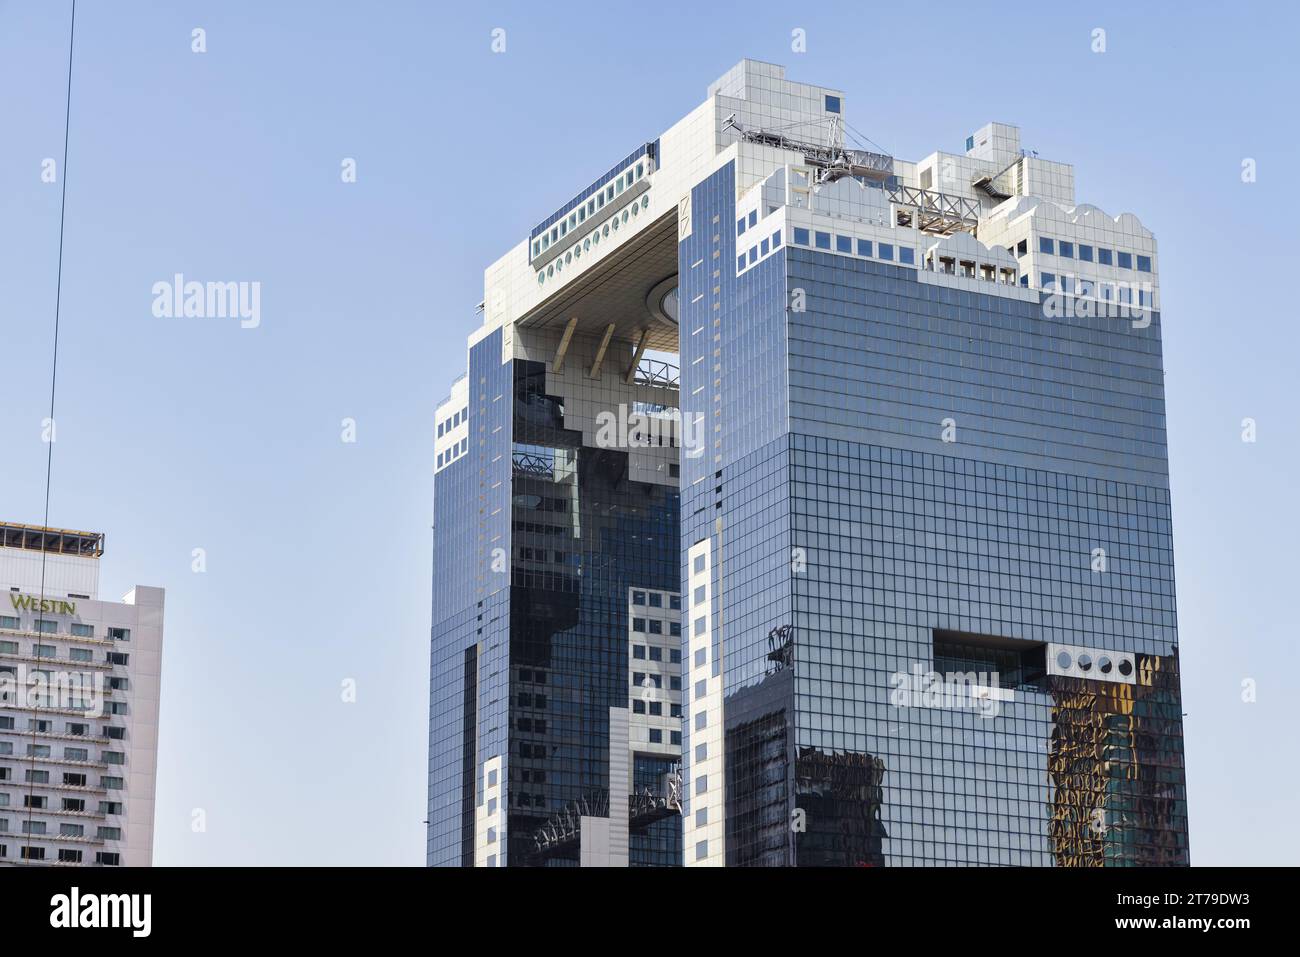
[931,629,1048,693]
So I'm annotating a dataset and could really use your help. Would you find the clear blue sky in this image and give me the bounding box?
[1,0,1295,866]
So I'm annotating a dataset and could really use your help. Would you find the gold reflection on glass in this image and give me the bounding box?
[1048,654,1189,867]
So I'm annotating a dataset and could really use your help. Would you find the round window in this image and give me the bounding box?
[631,203,638,217]
[641,196,649,209]
[1118,658,1133,677]
[603,225,609,237]
[1056,651,1072,670]
[584,238,591,251]
[1078,654,1092,671]
[547,265,554,277]
[537,272,544,285]
[622,210,629,224]
[1098,656,1113,674]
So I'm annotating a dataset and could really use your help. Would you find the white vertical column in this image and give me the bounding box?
[122,585,163,868]
[607,706,630,866]
[682,537,725,866]
[474,755,503,867]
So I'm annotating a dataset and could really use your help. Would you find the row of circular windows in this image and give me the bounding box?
[537,195,652,285]
[1056,650,1133,676]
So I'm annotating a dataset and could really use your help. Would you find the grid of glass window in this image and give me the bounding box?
[505,360,679,866]
[427,328,512,866]
[675,174,1185,865]
[781,438,1182,865]
[785,249,1170,488]
[630,755,682,866]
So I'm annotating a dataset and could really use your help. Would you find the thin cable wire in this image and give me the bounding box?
[734,112,894,161]
[23,0,76,865]
[843,119,892,158]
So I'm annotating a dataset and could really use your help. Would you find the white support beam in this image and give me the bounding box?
[589,323,616,379]
[553,316,579,373]
[624,329,650,384]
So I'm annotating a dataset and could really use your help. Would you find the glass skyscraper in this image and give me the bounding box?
[429,59,1188,867]
[427,218,685,867]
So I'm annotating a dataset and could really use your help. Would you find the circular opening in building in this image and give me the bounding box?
[661,286,678,322]
[1056,651,1072,670]
[1078,654,1092,671]
[1118,658,1133,677]
[646,276,679,327]
[1098,656,1113,674]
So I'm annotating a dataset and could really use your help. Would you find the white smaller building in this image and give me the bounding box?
[0,522,164,867]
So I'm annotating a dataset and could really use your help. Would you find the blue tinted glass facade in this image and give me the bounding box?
[786,438,1183,864]
[631,754,683,866]
[430,329,682,867]
[428,329,513,866]
[510,357,680,866]
[785,253,1170,486]
[679,162,802,862]
[678,170,1187,865]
